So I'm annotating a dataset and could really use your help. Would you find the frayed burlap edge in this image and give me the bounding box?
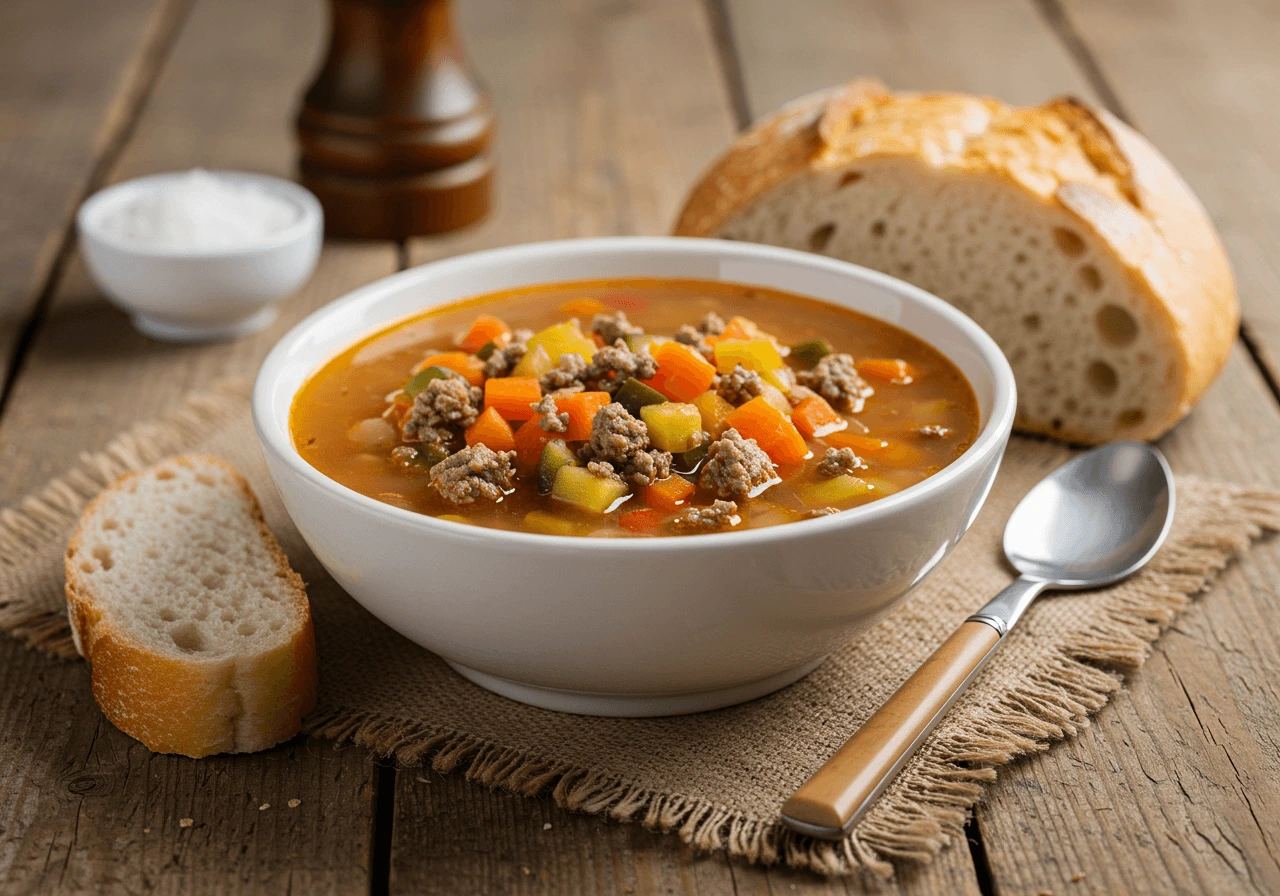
[1,382,1277,879]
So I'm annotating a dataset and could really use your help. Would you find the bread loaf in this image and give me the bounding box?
[64,455,317,758]
[674,80,1238,443]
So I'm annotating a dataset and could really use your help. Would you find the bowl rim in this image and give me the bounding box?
[253,236,1016,551]
[76,169,323,259]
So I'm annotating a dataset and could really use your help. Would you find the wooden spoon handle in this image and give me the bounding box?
[781,620,1002,839]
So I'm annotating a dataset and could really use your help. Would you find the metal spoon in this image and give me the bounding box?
[781,442,1176,841]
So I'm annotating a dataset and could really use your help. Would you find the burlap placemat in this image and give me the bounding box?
[2,380,1278,879]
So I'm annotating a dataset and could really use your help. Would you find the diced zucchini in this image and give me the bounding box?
[691,390,734,438]
[551,465,631,514]
[403,365,453,397]
[523,510,594,537]
[713,338,785,375]
[641,402,704,453]
[791,338,832,366]
[798,474,875,506]
[675,442,708,475]
[537,439,579,494]
[512,344,553,379]
[527,321,597,363]
[475,340,498,361]
[615,378,668,416]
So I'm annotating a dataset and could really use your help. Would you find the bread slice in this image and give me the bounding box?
[674,80,1239,443]
[64,455,317,758]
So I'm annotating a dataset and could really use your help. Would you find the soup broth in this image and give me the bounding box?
[291,278,980,536]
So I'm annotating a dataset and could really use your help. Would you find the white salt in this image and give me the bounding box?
[100,169,299,252]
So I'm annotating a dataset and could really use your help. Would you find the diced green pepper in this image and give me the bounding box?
[415,443,451,469]
[791,339,832,366]
[404,365,453,397]
[615,378,668,417]
[641,402,704,453]
[475,340,498,361]
[537,439,579,494]
[551,465,631,513]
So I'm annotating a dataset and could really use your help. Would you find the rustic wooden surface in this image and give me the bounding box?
[0,0,1277,893]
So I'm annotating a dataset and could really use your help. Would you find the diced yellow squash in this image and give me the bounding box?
[527,321,597,363]
[691,390,734,438]
[523,510,594,536]
[713,338,785,375]
[640,402,703,452]
[551,465,631,513]
[512,344,553,378]
[758,383,793,416]
[798,474,875,507]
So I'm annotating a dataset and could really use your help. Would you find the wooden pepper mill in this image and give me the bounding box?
[297,0,493,239]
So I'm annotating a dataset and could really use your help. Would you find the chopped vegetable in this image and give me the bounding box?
[475,340,498,361]
[723,396,809,464]
[713,338,784,375]
[536,439,578,493]
[643,341,716,402]
[641,402,703,453]
[403,365,453,398]
[823,431,925,468]
[858,358,917,384]
[556,391,612,441]
[559,297,606,318]
[512,344,553,379]
[614,378,668,417]
[790,338,831,366]
[523,510,593,537]
[464,406,516,452]
[798,474,874,506]
[619,508,665,532]
[436,513,470,524]
[551,465,631,513]
[862,475,902,497]
[758,382,793,416]
[759,367,794,394]
[707,315,761,346]
[415,352,486,386]
[623,333,668,354]
[691,390,735,438]
[527,321,597,363]
[639,475,695,512]
[513,419,564,476]
[457,315,511,353]
[676,442,708,474]
[397,442,450,469]
[484,377,543,422]
[791,395,848,438]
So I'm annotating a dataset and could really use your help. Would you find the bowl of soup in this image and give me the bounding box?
[253,237,1015,715]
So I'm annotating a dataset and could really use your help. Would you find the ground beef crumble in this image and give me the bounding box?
[696,312,726,336]
[591,311,643,345]
[669,500,739,533]
[797,353,873,412]
[917,424,952,438]
[482,328,533,378]
[428,444,516,504]
[531,394,568,432]
[715,364,765,406]
[805,507,838,519]
[698,428,776,498]
[402,376,481,442]
[586,340,658,393]
[673,324,713,360]
[816,447,865,477]
[578,402,672,487]
[539,352,588,393]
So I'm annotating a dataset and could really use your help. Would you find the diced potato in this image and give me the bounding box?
[641,402,704,453]
[527,321,597,363]
[691,390,734,438]
[347,417,396,449]
[760,367,793,394]
[798,475,875,506]
[511,344,553,379]
[523,510,594,537]
[758,383,793,416]
[862,476,902,497]
[713,338,785,375]
[551,465,631,513]
[537,439,578,494]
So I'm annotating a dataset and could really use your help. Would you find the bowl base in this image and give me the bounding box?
[132,306,278,343]
[446,656,828,717]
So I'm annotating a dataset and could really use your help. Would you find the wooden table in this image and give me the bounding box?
[2,0,1279,892]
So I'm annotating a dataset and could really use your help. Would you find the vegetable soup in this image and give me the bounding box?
[290,278,979,536]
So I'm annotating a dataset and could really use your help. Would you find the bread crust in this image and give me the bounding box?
[64,455,318,758]
[674,80,1238,442]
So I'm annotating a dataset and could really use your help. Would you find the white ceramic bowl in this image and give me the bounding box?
[77,171,323,342]
[254,237,1016,716]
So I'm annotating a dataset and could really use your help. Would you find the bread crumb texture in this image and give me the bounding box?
[65,455,317,757]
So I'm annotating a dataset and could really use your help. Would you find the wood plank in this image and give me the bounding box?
[722,0,1280,892]
[0,0,187,386]
[1055,0,1280,387]
[0,0,398,891]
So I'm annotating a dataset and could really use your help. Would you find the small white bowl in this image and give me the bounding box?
[77,171,323,342]
[254,237,1016,716]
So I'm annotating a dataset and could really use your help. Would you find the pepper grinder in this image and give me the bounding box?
[296,0,493,239]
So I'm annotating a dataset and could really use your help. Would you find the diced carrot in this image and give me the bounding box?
[556,391,611,441]
[724,396,809,464]
[513,420,562,476]
[414,352,486,386]
[858,358,917,384]
[559,297,607,318]
[706,315,761,347]
[823,431,925,468]
[640,476,695,512]
[643,341,717,402]
[791,395,848,439]
[823,431,888,454]
[464,406,516,452]
[619,508,665,532]
[484,377,543,422]
[456,315,511,353]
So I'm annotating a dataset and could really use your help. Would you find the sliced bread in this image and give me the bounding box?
[64,455,317,758]
[674,80,1238,443]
